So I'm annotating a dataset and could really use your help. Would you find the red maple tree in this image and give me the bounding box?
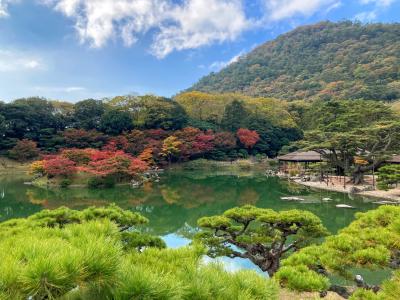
[237,128,260,149]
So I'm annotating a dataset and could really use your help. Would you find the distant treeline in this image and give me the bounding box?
[0,93,302,161]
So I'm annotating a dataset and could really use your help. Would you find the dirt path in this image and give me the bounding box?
[294,178,400,203]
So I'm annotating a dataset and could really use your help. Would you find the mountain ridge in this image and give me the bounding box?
[189,21,400,102]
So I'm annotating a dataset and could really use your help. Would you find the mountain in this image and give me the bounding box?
[189,21,400,102]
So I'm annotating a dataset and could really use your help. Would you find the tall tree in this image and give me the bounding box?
[73,99,106,130]
[300,100,400,184]
[221,99,248,131]
[142,96,188,130]
[0,114,5,137]
[161,136,182,164]
[100,109,133,135]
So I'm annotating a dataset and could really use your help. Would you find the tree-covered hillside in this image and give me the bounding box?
[190,21,400,102]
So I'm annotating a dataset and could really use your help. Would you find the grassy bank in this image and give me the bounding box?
[172,158,272,173]
[0,157,31,175]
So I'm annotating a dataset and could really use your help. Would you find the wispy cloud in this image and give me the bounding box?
[354,11,377,22]
[0,49,44,72]
[355,0,397,22]
[261,0,341,21]
[38,0,250,59]
[0,0,19,18]
[359,0,396,7]
[40,0,343,58]
[33,86,86,93]
[209,50,245,71]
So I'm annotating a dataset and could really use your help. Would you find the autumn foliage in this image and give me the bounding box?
[8,139,39,162]
[237,128,260,149]
[43,157,77,177]
[30,126,262,184]
[32,146,149,183]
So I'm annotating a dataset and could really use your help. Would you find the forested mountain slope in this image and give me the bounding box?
[190,21,400,101]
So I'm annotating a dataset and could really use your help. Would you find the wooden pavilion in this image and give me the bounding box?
[277,151,323,174]
[386,155,400,164]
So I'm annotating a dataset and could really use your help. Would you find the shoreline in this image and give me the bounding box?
[293,179,400,203]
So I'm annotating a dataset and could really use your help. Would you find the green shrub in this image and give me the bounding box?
[60,178,72,188]
[377,164,400,190]
[349,289,378,300]
[274,265,329,292]
[0,205,279,300]
[238,149,249,159]
[277,205,400,295]
[87,176,116,188]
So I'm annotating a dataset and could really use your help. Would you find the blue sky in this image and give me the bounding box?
[0,0,399,102]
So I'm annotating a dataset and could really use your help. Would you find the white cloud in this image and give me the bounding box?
[0,0,18,17]
[354,10,377,22]
[0,50,44,72]
[359,0,396,7]
[262,0,341,21]
[209,50,245,71]
[151,0,249,58]
[41,0,249,58]
[355,0,396,22]
[34,86,86,93]
[1,0,349,58]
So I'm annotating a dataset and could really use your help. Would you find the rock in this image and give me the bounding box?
[349,186,360,194]
[361,185,375,192]
[281,196,305,201]
[336,204,354,208]
[373,201,399,205]
[322,197,332,201]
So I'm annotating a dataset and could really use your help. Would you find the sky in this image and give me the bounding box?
[0,0,399,102]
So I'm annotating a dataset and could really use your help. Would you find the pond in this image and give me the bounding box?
[0,168,384,281]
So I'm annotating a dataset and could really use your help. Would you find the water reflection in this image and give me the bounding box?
[0,170,385,282]
[1,171,378,235]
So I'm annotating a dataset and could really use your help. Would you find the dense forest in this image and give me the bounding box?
[0,94,302,162]
[190,21,400,102]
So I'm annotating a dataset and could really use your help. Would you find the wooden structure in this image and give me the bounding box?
[277,151,324,174]
[386,155,400,164]
[277,151,323,163]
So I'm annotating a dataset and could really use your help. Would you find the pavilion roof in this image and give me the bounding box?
[386,155,400,164]
[277,151,323,162]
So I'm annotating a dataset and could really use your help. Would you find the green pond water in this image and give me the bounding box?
[0,168,386,281]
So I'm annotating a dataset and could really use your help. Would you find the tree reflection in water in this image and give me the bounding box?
[1,170,378,240]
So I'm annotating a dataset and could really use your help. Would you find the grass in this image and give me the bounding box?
[172,158,271,177]
[0,157,31,174]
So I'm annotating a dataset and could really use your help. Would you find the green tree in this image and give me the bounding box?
[197,205,328,276]
[0,97,62,141]
[377,164,400,190]
[142,96,188,130]
[0,113,5,137]
[73,99,106,130]
[100,109,133,135]
[221,99,249,131]
[300,100,400,184]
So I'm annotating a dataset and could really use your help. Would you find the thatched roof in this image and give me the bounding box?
[277,151,323,162]
[386,155,400,164]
